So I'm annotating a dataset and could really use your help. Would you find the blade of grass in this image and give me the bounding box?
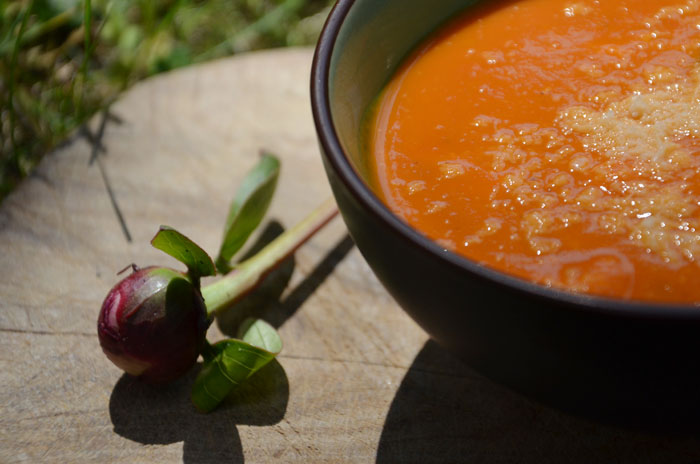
[8,0,36,175]
[195,0,306,62]
[0,7,78,57]
[118,0,186,88]
[77,0,92,117]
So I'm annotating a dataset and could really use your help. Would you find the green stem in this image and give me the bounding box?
[202,197,339,318]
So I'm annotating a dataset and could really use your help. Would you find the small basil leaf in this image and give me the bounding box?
[238,318,283,353]
[191,319,281,413]
[216,153,280,273]
[151,226,216,278]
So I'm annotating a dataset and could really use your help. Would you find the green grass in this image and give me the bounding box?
[0,0,334,202]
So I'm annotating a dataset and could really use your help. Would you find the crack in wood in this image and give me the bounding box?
[278,353,408,370]
[278,353,476,379]
[0,327,94,337]
[5,408,105,423]
[281,418,305,457]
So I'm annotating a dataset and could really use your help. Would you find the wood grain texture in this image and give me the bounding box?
[2,48,700,463]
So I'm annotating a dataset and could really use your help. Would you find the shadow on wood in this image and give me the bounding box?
[109,359,288,463]
[216,220,296,335]
[216,229,354,335]
[376,341,700,464]
[266,233,354,327]
[108,228,354,463]
[80,109,133,243]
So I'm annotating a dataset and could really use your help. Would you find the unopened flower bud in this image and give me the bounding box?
[97,266,209,384]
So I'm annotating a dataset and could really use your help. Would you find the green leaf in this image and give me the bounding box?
[191,319,282,413]
[238,318,283,353]
[216,153,280,273]
[151,226,216,279]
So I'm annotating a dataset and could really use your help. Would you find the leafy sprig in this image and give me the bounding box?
[144,152,337,412]
[216,152,280,274]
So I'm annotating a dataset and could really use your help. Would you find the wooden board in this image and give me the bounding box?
[2,48,700,463]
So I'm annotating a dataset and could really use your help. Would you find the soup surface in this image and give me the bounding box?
[369,0,700,303]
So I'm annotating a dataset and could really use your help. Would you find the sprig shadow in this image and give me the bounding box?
[216,220,296,334]
[377,341,700,463]
[109,221,294,463]
[109,359,288,463]
[217,226,354,334]
[110,223,355,462]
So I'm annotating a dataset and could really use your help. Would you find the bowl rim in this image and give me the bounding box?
[310,0,700,318]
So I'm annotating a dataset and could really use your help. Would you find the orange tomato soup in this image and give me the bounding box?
[369,0,700,303]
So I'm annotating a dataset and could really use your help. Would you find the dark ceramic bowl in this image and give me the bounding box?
[311,0,700,424]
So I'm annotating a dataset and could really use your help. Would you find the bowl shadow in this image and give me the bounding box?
[377,341,700,464]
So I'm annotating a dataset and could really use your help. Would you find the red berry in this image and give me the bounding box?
[97,266,209,384]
